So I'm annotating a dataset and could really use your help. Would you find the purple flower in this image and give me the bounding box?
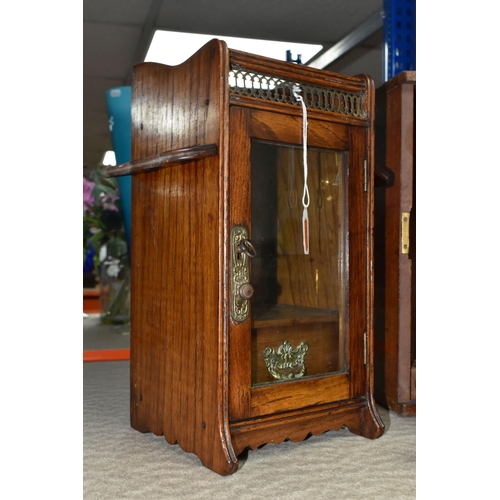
[83,177,95,213]
[100,192,119,211]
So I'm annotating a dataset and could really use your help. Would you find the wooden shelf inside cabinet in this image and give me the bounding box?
[105,38,384,475]
[252,305,339,328]
[374,70,416,416]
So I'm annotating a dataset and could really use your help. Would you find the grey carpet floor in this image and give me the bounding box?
[83,360,415,499]
[83,314,130,351]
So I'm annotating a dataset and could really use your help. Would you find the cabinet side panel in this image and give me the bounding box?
[396,82,415,403]
[382,83,411,405]
[130,39,238,475]
[130,158,234,471]
[374,74,416,415]
[130,169,167,436]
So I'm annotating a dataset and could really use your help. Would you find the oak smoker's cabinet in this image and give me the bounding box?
[106,39,384,475]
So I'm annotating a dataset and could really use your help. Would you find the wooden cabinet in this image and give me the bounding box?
[374,71,416,416]
[106,39,384,475]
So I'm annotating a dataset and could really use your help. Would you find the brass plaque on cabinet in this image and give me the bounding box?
[401,212,410,255]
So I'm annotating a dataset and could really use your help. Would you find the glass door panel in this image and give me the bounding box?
[250,140,347,386]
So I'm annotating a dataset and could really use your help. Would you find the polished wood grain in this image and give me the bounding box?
[230,400,378,455]
[347,125,370,400]
[110,39,384,475]
[249,374,350,417]
[129,39,238,475]
[105,144,217,177]
[374,71,416,416]
[226,105,253,424]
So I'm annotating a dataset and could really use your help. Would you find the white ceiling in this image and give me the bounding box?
[83,0,384,169]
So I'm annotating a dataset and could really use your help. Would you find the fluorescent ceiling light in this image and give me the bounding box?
[145,31,323,66]
[102,150,116,166]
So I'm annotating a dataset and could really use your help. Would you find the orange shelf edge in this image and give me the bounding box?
[83,288,101,314]
[83,349,130,362]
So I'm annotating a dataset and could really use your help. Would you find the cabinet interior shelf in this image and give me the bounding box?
[252,304,339,328]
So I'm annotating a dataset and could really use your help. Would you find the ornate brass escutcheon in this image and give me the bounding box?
[262,340,309,380]
[230,226,255,323]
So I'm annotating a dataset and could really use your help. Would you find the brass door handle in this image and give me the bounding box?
[237,239,257,258]
[238,283,254,300]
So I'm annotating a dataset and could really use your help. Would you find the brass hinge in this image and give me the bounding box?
[401,212,410,254]
[363,160,368,192]
[363,332,367,365]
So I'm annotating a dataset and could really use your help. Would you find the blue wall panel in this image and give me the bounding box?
[105,86,132,252]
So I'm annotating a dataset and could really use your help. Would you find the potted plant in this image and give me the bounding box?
[83,166,129,324]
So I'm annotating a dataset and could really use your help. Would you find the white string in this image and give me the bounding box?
[292,86,310,254]
[292,86,310,208]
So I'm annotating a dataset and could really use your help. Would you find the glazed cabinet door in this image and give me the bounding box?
[228,106,369,421]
